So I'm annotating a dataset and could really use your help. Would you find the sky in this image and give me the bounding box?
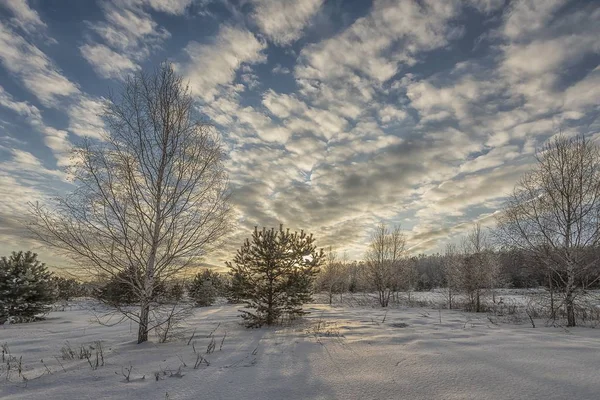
[0,0,599,269]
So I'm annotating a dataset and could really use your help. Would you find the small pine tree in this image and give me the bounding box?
[226,269,247,304]
[96,268,140,306]
[96,267,168,306]
[168,282,185,303]
[0,251,55,323]
[188,270,218,306]
[227,225,323,327]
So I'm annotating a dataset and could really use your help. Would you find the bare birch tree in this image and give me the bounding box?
[457,223,498,312]
[400,256,418,305]
[28,63,231,343]
[496,134,600,326]
[365,223,405,307]
[442,243,460,309]
[319,247,347,305]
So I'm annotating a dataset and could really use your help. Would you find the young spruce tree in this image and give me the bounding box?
[0,251,55,323]
[227,225,323,327]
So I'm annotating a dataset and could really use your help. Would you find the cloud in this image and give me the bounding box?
[2,0,600,266]
[42,127,72,166]
[143,0,194,15]
[499,2,600,111]
[0,0,46,34]
[93,0,170,51]
[0,172,46,217]
[81,0,191,79]
[502,35,599,78]
[0,17,106,147]
[466,0,506,14]
[196,87,293,146]
[0,22,79,107]
[406,76,507,125]
[417,162,532,220]
[236,105,291,143]
[502,0,566,40]
[0,84,72,165]
[564,67,600,112]
[67,96,106,140]
[179,25,267,101]
[203,1,517,260]
[0,149,68,213]
[262,90,348,140]
[458,145,520,175]
[262,90,308,119]
[80,44,140,79]
[250,0,324,45]
[0,84,42,120]
[272,64,291,74]
[296,0,463,83]
[378,106,408,123]
[0,148,71,264]
[10,148,43,167]
[407,211,499,253]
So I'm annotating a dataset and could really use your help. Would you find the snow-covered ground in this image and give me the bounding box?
[2,300,600,400]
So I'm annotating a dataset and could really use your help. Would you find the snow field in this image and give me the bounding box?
[1,300,600,400]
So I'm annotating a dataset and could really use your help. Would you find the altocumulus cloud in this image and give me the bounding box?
[0,0,598,268]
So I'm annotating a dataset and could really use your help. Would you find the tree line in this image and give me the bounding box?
[0,250,229,324]
[315,134,600,327]
[316,224,600,311]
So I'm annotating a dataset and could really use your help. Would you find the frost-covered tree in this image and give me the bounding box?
[442,244,461,309]
[227,225,324,327]
[28,64,230,343]
[455,224,498,312]
[399,257,418,304]
[318,248,347,305]
[497,134,600,326]
[0,251,55,323]
[365,223,405,307]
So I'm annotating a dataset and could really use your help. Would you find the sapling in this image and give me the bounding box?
[192,342,210,368]
[206,337,216,354]
[41,359,52,374]
[177,355,187,367]
[187,328,197,345]
[54,356,66,372]
[1,343,9,362]
[60,341,76,360]
[219,332,227,351]
[118,364,135,382]
[207,323,221,338]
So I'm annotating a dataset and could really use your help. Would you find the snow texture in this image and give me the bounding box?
[1,298,599,399]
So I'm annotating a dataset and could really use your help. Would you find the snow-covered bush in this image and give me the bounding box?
[188,270,219,307]
[0,251,55,324]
